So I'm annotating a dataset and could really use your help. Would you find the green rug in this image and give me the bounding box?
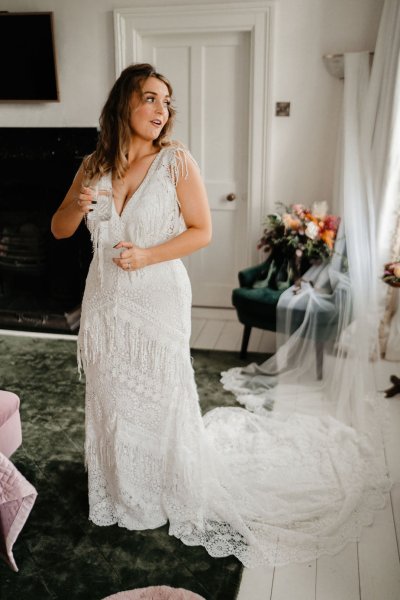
[0,334,265,600]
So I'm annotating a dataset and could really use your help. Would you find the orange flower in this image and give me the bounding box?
[304,211,319,225]
[282,213,301,230]
[320,229,335,250]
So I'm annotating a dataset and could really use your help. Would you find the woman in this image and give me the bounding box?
[51,61,213,525]
[52,63,388,567]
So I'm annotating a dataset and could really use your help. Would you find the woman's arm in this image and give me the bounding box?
[113,154,212,269]
[51,163,94,239]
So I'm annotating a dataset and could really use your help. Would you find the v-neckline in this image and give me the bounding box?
[112,148,165,219]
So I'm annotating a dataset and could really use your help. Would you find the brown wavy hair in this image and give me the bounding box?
[84,63,176,181]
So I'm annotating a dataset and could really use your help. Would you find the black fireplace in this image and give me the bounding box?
[0,127,98,333]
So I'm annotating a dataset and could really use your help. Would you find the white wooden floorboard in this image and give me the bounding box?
[236,566,273,600]
[191,306,237,320]
[315,544,360,600]
[258,330,276,354]
[247,327,263,353]
[375,359,400,392]
[214,320,243,351]
[271,560,316,600]
[358,499,400,600]
[190,318,206,346]
[383,397,400,483]
[192,319,225,349]
[0,328,78,341]
[391,484,400,563]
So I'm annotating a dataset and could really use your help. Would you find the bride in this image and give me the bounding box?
[51,62,389,567]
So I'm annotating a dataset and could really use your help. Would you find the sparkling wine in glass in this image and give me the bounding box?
[87,188,113,222]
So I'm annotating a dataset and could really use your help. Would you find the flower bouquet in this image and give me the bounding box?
[382,262,400,288]
[258,202,340,261]
[254,203,340,289]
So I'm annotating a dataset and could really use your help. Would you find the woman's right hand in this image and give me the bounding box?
[52,163,96,239]
[76,186,96,215]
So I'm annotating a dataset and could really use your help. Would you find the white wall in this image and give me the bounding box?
[269,0,383,211]
[0,0,383,214]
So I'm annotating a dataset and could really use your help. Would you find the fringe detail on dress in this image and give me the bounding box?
[167,143,199,187]
[77,343,83,379]
[78,311,191,384]
[86,173,112,288]
[171,147,189,185]
[89,223,107,287]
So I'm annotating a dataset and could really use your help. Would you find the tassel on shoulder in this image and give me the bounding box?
[165,141,200,186]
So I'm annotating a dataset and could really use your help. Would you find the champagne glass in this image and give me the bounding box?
[87,188,113,222]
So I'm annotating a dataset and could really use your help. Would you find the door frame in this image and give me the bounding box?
[114,1,274,265]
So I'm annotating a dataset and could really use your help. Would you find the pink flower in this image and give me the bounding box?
[324,215,340,232]
[292,204,306,217]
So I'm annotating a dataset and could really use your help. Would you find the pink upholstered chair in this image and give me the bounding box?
[0,391,22,458]
[0,390,37,572]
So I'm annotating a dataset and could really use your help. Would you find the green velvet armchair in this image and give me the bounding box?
[232,251,340,380]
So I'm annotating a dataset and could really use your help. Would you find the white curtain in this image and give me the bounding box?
[368,0,400,358]
[222,52,381,435]
[223,0,400,432]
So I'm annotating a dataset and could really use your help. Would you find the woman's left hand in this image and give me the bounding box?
[112,241,150,271]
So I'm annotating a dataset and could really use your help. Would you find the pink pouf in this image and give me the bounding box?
[0,451,38,571]
[102,586,205,600]
[0,390,22,458]
[0,390,38,572]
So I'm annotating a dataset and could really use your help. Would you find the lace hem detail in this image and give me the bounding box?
[220,367,275,411]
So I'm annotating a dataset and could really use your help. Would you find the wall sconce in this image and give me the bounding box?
[323,52,374,80]
[323,54,345,79]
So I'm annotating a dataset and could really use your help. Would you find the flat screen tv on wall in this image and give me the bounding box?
[0,12,59,102]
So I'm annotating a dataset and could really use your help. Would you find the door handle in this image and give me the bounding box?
[226,193,236,201]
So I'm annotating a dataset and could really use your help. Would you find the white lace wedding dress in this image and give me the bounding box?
[77,144,390,567]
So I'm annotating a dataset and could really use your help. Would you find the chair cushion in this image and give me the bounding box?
[233,286,284,316]
[233,285,339,339]
[283,306,339,338]
[0,392,20,428]
[232,287,285,331]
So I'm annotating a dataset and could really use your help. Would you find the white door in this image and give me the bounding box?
[114,3,272,307]
[142,32,250,307]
